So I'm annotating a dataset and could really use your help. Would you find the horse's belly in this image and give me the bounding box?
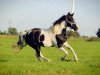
[43,38,52,47]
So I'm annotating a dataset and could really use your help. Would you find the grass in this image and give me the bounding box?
[0,35,100,75]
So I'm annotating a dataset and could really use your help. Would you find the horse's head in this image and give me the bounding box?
[66,12,78,31]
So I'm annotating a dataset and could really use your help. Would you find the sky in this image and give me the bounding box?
[0,0,100,36]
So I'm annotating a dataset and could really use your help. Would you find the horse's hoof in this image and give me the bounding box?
[61,57,66,61]
[74,58,78,61]
[47,59,51,62]
[43,58,51,62]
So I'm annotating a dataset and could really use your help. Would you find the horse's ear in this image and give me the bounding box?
[72,13,74,16]
[68,12,71,15]
[68,12,74,16]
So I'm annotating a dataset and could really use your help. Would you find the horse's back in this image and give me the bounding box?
[25,28,53,47]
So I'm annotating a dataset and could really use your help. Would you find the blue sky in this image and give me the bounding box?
[0,0,100,36]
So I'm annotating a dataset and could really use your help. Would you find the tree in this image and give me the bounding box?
[96,28,100,38]
[0,30,7,35]
[7,27,18,35]
[2,31,7,35]
[0,30,2,34]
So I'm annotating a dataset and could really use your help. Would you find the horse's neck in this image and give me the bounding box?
[52,21,66,35]
[44,21,66,35]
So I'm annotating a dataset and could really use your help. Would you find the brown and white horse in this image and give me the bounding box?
[14,12,78,61]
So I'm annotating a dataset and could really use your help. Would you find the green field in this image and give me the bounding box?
[0,35,100,75]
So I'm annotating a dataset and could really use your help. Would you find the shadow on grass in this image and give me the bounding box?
[60,58,75,62]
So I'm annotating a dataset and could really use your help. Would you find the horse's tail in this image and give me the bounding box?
[12,31,27,53]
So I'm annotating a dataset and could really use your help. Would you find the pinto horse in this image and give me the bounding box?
[14,12,78,61]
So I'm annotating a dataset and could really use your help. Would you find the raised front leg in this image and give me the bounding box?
[63,41,78,61]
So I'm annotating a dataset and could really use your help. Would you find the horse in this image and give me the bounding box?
[14,12,78,62]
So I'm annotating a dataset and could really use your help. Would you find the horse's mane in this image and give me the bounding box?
[53,15,66,26]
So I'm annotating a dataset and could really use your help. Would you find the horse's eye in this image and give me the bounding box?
[69,19,73,22]
[67,18,71,21]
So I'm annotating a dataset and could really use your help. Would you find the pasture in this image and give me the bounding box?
[0,35,100,75]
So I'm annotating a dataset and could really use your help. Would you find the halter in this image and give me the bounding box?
[66,18,76,26]
[65,17,76,31]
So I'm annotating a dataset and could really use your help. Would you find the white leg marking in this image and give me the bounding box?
[40,52,51,62]
[63,41,78,61]
[59,47,68,60]
[35,53,43,61]
[60,47,68,55]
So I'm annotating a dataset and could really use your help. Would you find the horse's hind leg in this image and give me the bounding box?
[35,50,50,62]
[40,52,51,62]
[35,48,43,61]
[26,39,50,61]
[26,41,42,61]
[63,41,78,61]
[34,45,50,62]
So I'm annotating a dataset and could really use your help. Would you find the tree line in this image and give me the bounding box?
[0,27,100,38]
[0,27,18,35]
[0,27,81,37]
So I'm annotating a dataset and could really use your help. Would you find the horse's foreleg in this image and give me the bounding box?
[63,41,78,61]
[59,47,68,60]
